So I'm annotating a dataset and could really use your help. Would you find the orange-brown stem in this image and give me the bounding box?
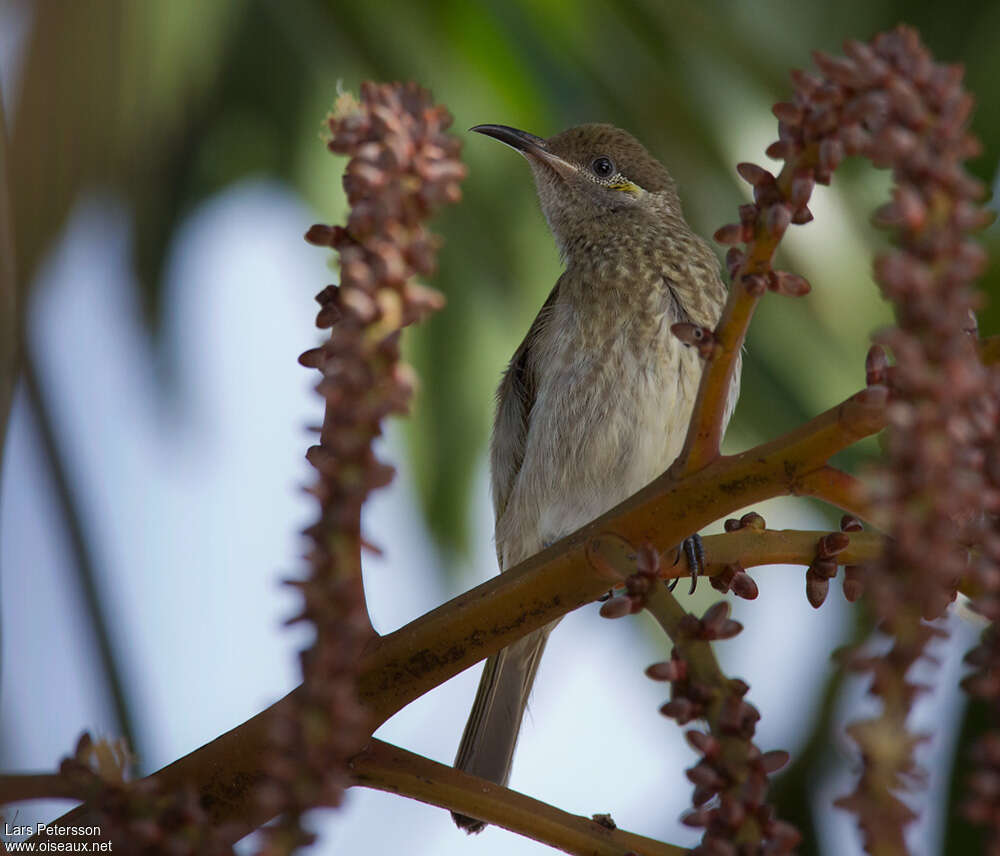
[674,144,820,475]
[350,739,686,856]
[674,277,759,472]
[797,466,888,531]
[690,528,884,579]
[0,774,87,804]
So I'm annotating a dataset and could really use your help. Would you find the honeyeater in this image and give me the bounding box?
[453,123,739,833]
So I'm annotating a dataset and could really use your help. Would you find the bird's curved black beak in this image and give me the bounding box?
[470,124,577,178]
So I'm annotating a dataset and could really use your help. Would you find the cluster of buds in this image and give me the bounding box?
[261,83,466,851]
[648,605,744,730]
[599,543,664,617]
[86,784,237,856]
[711,513,766,600]
[709,23,998,851]
[60,732,132,787]
[732,25,996,852]
[712,163,813,298]
[838,515,867,604]
[53,734,236,855]
[680,737,799,856]
[804,529,852,608]
[709,561,759,601]
[649,604,800,854]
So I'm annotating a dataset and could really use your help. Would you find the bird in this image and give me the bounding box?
[453,123,740,833]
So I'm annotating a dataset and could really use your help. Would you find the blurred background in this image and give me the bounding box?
[1,1,998,854]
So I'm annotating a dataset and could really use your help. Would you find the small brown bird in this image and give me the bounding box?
[453,123,739,833]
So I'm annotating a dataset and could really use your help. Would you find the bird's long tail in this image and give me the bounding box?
[451,623,554,833]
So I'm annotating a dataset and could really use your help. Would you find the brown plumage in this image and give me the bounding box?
[453,123,739,833]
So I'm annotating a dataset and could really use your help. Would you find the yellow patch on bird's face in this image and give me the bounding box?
[608,180,644,197]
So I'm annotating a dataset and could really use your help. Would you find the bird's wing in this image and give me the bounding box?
[489,278,562,527]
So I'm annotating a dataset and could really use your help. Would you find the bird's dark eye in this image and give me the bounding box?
[591,156,615,177]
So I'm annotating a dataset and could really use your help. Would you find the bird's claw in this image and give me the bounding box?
[668,534,705,594]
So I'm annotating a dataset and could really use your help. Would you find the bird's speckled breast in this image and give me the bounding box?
[494,279,705,569]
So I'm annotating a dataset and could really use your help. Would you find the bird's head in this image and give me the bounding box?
[471,122,681,257]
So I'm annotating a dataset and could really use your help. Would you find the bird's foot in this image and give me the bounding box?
[669,534,705,595]
[452,811,486,834]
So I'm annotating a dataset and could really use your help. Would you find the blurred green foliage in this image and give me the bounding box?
[7,1,1000,852]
